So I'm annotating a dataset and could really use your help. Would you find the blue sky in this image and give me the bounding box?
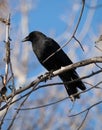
[28,0,70,34]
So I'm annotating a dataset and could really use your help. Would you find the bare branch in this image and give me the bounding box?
[73,36,85,51]
[42,0,85,64]
[15,97,68,111]
[95,63,102,69]
[69,100,102,117]
[14,81,102,111]
[0,1,102,129]
[7,79,41,130]
[0,56,101,109]
[77,110,89,130]
[53,57,102,77]
[95,45,102,52]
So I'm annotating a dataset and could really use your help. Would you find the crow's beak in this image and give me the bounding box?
[22,35,29,42]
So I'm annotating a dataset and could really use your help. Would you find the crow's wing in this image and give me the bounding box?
[43,38,86,91]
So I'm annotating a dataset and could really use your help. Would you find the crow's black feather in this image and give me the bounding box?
[22,31,86,101]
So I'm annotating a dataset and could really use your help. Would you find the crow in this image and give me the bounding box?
[22,31,86,101]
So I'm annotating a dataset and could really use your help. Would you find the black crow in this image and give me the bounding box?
[22,31,86,101]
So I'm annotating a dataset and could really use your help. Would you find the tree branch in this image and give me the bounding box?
[42,0,85,64]
[0,56,101,107]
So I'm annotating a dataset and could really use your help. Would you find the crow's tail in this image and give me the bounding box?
[59,69,86,101]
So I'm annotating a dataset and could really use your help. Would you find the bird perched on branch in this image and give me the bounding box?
[22,31,86,101]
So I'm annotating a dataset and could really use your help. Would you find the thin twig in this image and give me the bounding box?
[0,64,102,110]
[15,97,68,111]
[0,14,13,130]
[77,110,89,130]
[73,36,84,51]
[95,45,102,52]
[42,0,85,64]
[95,63,102,69]
[69,99,102,117]
[4,14,10,86]
[15,81,102,111]
[7,79,41,130]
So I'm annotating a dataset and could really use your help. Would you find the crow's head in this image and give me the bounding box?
[22,31,35,42]
[22,31,46,43]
